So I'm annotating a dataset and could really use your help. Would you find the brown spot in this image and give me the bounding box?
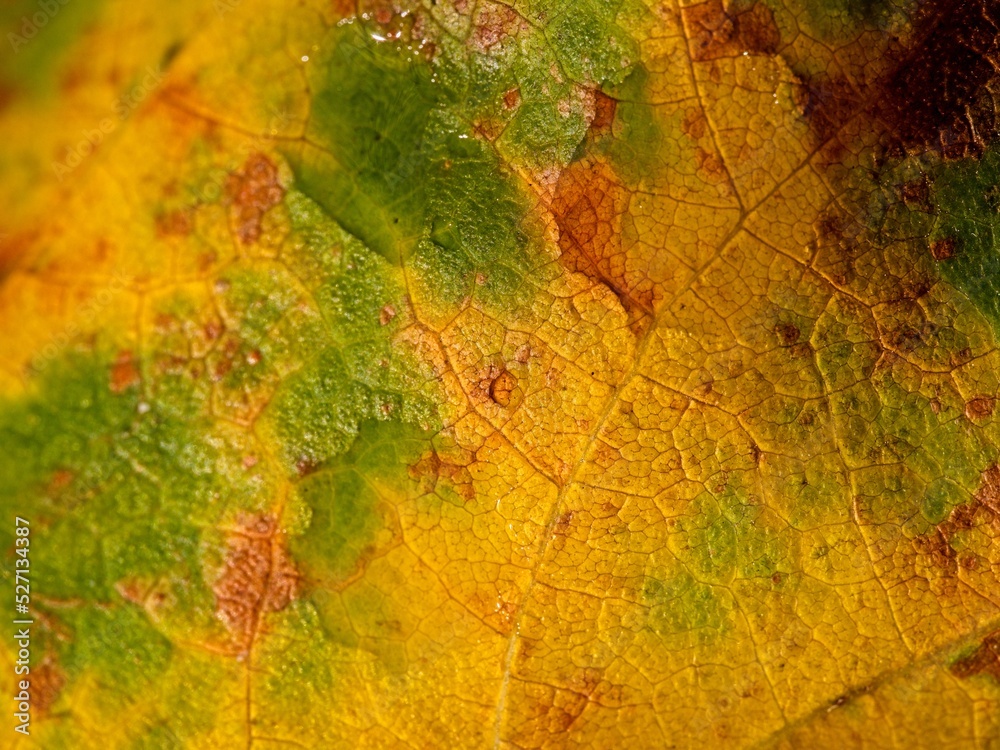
[115,578,148,604]
[48,469,74,493]
[966,397,995,422]
[503,87,521,110]
[409,449,475,500]
[110,351,141,393]
[473,118,502,142]
[329,0,356,19]
[960,553,980,570]
[682,109,708,140]
[379,304,397,326]
[589,90,618,136]
[154,208,193,238]
[874,0,1000,158]
[213,514,299,650]
[495,597,518,632]
[949,501,985,532]
[295,456,320,476]
[695,147,729,183]
[0,229,38,281]
[212,356,233,381]
[0,83,15,114]
[472,3,519,52]
[790,342,813,359]
[902,280,932,300]
[553,511,575,537]
[489,369,517,407]
[32,657,65,716]
[59,66,86,95]
[930,237,957,260]
[514,344,531,364]
[975,464,1000,514]
[204,320,223,341]
[986,184,1000,212]
[886,325,921,353]
[921,469,1000,573]
[682,0,781,62]
[900,180,932,215]
[774,322,800,345]
[225,154,284,244]
[915,527,957,571]
[795,74,862,144]
[550,158,650,311]
[951,631,1000,681]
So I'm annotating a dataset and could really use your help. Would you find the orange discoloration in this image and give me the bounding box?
[681,108,708,140]
[225,153,284,244]
[589,90,617,136]
[550,158,650,311]
[213,514,299,651]
[32,657,65,716]
[155,208,194,238]
[0,230,38,280]
[110,351,141,393]
[409,449,476,500]
[489,369,517,407]
[48,469,75,493]
[330,0,356,19]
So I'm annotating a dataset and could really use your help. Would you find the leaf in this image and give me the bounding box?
[2,0,1000,747]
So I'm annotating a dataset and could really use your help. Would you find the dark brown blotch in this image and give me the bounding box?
[930,237,957,260]
[951,631,1000,681]
[683,0,781,62]
[874,0,1000,158]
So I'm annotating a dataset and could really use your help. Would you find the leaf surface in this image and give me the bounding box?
[2,1,1000,747]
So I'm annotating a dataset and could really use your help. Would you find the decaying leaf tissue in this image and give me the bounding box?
[2,0,1000,747]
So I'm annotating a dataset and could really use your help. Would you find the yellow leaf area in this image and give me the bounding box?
[3,0,1000,748]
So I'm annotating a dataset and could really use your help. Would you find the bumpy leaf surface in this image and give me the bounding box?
[3,0,1000,747]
